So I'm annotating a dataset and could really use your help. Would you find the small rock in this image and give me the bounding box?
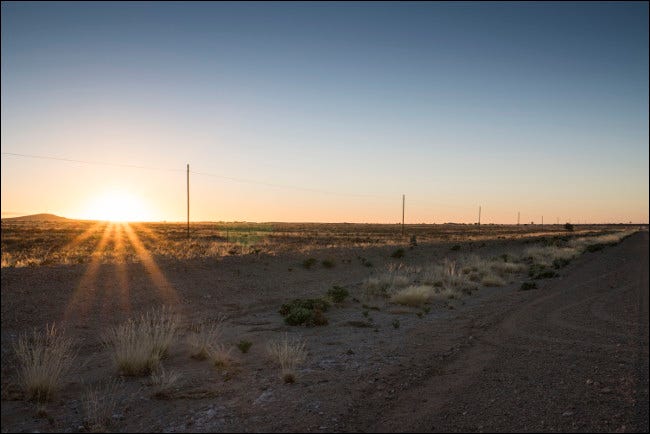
[562,411,574,417]
[601,387,612,394]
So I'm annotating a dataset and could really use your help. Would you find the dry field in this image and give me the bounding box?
[1,220,647,432]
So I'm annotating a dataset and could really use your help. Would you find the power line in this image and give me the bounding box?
[1,152,184,173]
[1,151,389,199]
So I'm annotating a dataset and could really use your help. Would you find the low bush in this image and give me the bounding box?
[520,281,537,291]
[302,258,317,269]
[279,299,330,326]
[327,285,349,303]
[391,248,405,259]
[237,340,253,354]
[321,259,335,268]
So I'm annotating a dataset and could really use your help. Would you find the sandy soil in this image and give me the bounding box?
[1,230,648,432]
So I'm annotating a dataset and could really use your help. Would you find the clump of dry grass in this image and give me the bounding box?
[524,246,579,266]
[390,285,434,307]
[13,323,76,401]
[362,271,411,298]
[187,322,222,360]
[102,306,180,376]
[266,334,307,383]
[481,273,506,286]
[150,367,181,399]
[490,261,527,275]
[211,344,235,368]
[421,259,478,293]
[81,379,122,432]
[568,231,634,251]
[429,286,463,301]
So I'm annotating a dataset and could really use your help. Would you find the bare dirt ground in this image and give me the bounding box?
[1,225,648,433]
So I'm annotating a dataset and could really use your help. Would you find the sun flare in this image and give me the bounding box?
[84,190,152,222]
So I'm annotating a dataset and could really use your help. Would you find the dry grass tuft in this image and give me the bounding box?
[13,323,76,402]
[81,379,122,432]
[429,286,463,301]
[481,273,506,287]
[266,334,307,383]
[150,367,181,399]
[102,306,180,376]
[187,322,222,360]
[211,344,235,368]
[421,259,478,292]
[524,246,579,266]
[390,285,434,307]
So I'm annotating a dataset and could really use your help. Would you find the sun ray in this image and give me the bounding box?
[112,223,131,314]
[63,222,115,325]
[122,223,179,305]
[59,221,107,259]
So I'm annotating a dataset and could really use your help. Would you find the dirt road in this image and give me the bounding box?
[342,231,648,432]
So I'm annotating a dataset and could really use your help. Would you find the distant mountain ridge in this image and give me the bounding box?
[2,213,70,222]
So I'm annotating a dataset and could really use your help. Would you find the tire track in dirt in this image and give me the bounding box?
[348,231,648,432]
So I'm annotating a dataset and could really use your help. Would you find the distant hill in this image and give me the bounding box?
[2,213,70,222]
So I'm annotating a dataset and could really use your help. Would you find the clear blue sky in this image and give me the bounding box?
[1,2,648,223]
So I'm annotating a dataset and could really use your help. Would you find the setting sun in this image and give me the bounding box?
[83,190,152,222]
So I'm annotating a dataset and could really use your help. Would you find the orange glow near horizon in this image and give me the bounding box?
[81,190,154,222]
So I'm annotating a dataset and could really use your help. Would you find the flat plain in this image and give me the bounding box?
[1,220,648,432]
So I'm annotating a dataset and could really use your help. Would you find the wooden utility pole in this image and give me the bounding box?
[401,194,405,236]
[478,206,481,225]
[517,211,520,226]
[187,163,190,239]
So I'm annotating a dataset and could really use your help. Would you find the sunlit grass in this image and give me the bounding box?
[13,324,76,402]
[102,307,179,376]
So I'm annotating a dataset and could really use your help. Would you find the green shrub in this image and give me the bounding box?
[564,223,574,232]
[529,264,558,279]
[552,258,570,269]
[279,298,330,326]
[327,286,349,303]
[392,319,400,329]
[586,243,607,252]
[279,299,330,316]
[321,259,335,269]
[237,340,252,354]
[391,248,405,259]
[302,258,317,269]
[450,244,461,251]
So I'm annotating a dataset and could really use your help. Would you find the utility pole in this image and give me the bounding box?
[187,163,190,239]
[401,194,405,236]
[541,216,543,228]
[517,211,520,226]
[478,206,481,226]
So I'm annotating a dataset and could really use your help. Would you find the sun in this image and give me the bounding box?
[84,190,152,222]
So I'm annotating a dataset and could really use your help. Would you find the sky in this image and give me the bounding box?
[1,1,648,223]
